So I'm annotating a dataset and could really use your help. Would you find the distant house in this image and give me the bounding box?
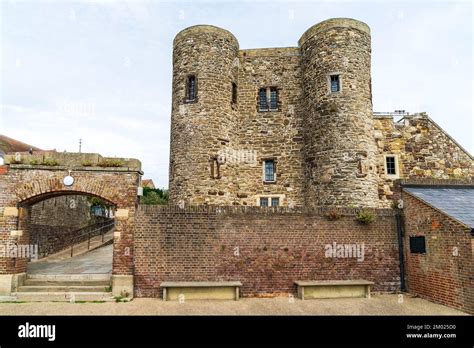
[0,134,45,165]
[0,134,43,155]
[142,179,155,189]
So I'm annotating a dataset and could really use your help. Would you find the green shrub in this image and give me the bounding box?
[98,159,124,167]
[82,160,93,167]
[356,210,376,224]
[42,158,59,166]
[140,187,169,205]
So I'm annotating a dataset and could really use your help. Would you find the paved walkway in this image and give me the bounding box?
[0,294,468,315]
[27,244,113,275]
[33,230,113,262]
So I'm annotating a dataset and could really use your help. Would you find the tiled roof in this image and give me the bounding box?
[404,186,474,228]
[142,179,155,189]
[0,134,42,154]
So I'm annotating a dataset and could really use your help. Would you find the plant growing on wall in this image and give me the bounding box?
[356,210,376,224]
[98,159,124,167]
[42,158,59,166]
[325,209,341,220]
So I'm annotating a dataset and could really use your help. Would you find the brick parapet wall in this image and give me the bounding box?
[134,206,400,298]
[137,204,396,216]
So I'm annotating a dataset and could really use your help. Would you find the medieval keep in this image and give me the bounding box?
[168,18,473,208]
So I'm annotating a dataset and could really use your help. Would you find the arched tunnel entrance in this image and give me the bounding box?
[16,192,117,301]
[0,152,142,300]
[21,193,115,274]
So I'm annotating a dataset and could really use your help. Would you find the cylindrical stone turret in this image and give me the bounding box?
[169,25,239,205]
[299,18,379,207]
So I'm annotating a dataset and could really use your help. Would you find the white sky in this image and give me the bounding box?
[1,0,472,188]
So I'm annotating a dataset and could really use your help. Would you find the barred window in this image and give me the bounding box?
[269,87,278,110]
[330,74,340,93]
[385,156,396,175]
[258,87,278,111]
[259,88,268,111]
[259,196,280,207]
[260,197,269,207]
[264,160,275,182]
[187,75,197,101]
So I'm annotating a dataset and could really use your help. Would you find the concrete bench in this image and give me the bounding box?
[295,280,374,300]
[160,281,242,301]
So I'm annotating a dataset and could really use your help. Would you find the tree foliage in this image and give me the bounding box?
[140,187,169,205]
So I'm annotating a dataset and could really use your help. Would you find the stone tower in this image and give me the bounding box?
[299,18,379,207]
[169,25,239,205]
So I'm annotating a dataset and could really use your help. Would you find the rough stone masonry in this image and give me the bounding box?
[168,18,473,208]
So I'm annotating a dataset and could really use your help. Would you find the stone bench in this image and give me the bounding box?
[160,281,242,301]
[295,280,374,300]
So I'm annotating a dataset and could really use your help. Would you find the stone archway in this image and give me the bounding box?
[0,152,142,297]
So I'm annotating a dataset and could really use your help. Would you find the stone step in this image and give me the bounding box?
[12,292,114,302]
[23,279,110,286]
[26,274,111,282]
[18,285,110,293]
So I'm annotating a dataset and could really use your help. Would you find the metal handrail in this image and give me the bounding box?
[70,220,115,257]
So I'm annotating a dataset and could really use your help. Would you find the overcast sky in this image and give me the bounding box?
[1,0,472,188]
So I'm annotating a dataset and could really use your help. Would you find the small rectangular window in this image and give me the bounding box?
[187,75,197,101]
[330,75,340,93]
[210,157,221,179]
[269,87,278,110]
[271,197,279,207]
[258,87,278,111]
[232,83,238,105]
[264,160,275,182]
[259,88,268,111]
[409,236,426,254]
[260,197,269,207]
[385,156,396,175]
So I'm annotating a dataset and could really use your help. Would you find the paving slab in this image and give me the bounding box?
[0,294,468,315]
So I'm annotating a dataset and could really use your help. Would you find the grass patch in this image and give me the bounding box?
[98,159,124,167]
[0,301,27,303]
[42,158,60,166]
[74,300,106,304]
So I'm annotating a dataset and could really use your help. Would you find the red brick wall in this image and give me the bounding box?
[134,206,400,297]
[402,192,474,314]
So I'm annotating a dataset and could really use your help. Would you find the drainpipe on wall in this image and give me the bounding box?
[395,211,406,292]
